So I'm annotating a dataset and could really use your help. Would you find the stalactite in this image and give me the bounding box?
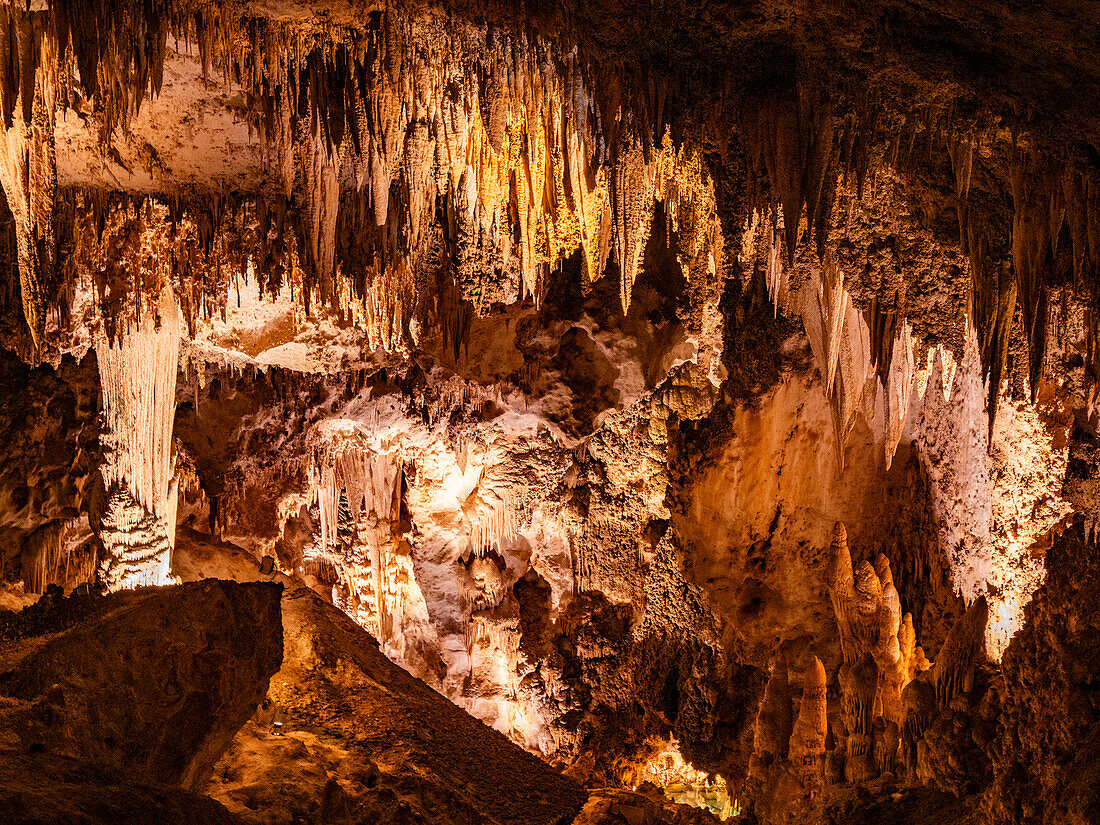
[300,121,340,305]
[95,286,181,591]
[763,221,784,315]
[1010,158,1053,401]
[802,256,848,399]
[0,5,56,350]
[884,322,916,469]
[801,256,879,470]
[466,493,517,558]
[743,78,836,265]
[21,517,93,594]
[307,425,402,551]
[611,139,657,313]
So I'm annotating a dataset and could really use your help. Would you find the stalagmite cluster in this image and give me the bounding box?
[825,522,918,781]
[749,520,996,805]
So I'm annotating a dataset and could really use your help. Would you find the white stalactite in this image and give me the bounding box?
[466,493,518,558]
[95,287,181,591]
[884,323,916,469]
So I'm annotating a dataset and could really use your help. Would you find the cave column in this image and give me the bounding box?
[94,286,181,591]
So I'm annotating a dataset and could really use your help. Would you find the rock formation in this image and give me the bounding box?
[0,0,1098,823]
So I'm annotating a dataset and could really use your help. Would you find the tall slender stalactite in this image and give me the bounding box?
[95,286,181,590]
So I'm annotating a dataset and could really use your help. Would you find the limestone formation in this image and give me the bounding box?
[0,2,1096,824]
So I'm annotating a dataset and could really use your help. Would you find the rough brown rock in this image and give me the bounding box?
[0,580,283,790]
[0,750,245,825]
[986,520,1100,825]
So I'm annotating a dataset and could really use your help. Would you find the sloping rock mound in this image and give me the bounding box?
[207,586,588,825]
[0,750,245,825]
[0,580,283,789]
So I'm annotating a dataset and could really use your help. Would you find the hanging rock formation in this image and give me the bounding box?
[94,287,182,590]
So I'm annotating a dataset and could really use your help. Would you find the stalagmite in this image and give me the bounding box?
[933,595,989,706]
[787,656,827,782]
[840,652,879,782]
[95,287,181,591]
[827,526,918,782]
[828,521,859,665]
[751,658,794,765]
[852,560,884,652]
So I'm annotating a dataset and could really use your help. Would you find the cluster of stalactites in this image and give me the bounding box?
[246,14,722,324]
[307,433,403,551]
[427,375,505,426]
[799,256,917,471]
[742,77,836,269]
[240,10,718,324]
[21,517,94,594]
[0,3,58,351]
[94,285,181,590]
[57,191,269,341]
[0,0,196,351]
[465,493,517,560]
[2,2,728,355]
[951,133,1100,424]
[235,14,611,321]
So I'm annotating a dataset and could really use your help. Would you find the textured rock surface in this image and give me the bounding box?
[0,750,245,825]
[986,520,1100,825]
[0,0,1099,822]
[0,580,283,789]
